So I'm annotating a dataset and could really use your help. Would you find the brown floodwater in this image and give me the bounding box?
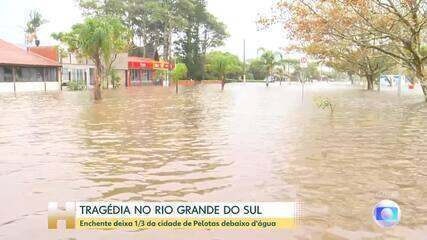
[0,83,426,239]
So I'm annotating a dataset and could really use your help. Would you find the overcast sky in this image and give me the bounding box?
[0,0,289,60]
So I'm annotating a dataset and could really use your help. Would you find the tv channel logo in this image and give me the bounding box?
[373,200,401,228]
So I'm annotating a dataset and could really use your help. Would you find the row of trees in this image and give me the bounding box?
[77,0,228,80]
[200,50,322,84]
[174,50,322,84]
[260,0,427,101]
[247,50,323,82]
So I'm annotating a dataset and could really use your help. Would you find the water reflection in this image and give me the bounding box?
[79,87,232,202]
[0,83,426,239]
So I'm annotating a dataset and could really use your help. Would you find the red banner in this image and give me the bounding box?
[129,57,175,70]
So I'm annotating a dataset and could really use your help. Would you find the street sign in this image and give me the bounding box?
[300,57,308,69]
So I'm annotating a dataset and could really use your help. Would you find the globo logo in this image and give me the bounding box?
[373,200,401,228]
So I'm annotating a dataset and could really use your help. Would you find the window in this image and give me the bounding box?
[15,67,58,82]
[89,68,95,86]
[19,68,36,82]
[0,66,13,82]
[68,69,85,82]
[0,67,58,82]
[46,68,58,82]
[62,68,70,82]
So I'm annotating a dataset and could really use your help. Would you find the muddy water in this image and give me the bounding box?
[0,83,426,239]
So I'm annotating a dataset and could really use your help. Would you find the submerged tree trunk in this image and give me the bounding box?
[94,59,102,100]
[221,75,225,91]
[348,72,354,85]
[421,84,427,102]
[415,64,427,101]
[412,64,427,101]
[366,75,374,90]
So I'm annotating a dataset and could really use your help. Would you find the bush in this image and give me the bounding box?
[67,80,87,91]
[172,63,188,81]
[314,96,334,114]
[111,70,121,88]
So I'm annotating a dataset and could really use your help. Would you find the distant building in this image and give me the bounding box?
[0,39,61,93]
[127,56,174,87]
[112,53,129,88]
[0,38,175,93]
[60,52,95,88]
[60,52,129,89]
[31,46,129,89]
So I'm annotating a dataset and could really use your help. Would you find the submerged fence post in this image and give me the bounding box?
[43,68,47,92]
[59,67,63,91]
[12,67,16,94]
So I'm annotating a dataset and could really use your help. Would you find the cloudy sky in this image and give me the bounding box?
[0,0,288,60]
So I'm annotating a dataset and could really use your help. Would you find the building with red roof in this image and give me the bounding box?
[0,39,61,93]
[0,38,176,92]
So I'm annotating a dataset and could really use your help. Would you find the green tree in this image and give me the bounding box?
[79,0,128,17]
[206,51,241,90]
[78,0,227,81]
[172,63,188,80]
[206,51,242,80]
[172,62,188,93]
[248,58,268,80]
[275,54,298,83]
[175,0,228,80]
[258,48,281,86]
[54,16,131,100]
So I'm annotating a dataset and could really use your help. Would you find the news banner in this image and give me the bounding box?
[48,202,300,230]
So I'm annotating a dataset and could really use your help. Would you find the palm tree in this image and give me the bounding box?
[277,54,298,84]
[25,10,47,47]
[274,65,285,85]
[258,48,281,87]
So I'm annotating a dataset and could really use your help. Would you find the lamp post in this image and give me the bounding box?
[243,39,246,83]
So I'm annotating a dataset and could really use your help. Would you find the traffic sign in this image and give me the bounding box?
[300,57,308,68]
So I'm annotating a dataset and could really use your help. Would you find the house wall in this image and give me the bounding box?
[61,53,93,65]
[112,53,129,88]
[0,82,59,93]
[60,52,129,88]
[0,65,60,93]
[62,64,95,88]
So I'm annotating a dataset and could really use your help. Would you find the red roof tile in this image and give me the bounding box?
[0,39,61,67]
[29,46,59,62]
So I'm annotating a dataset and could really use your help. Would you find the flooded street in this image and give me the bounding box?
[0,83,426,239]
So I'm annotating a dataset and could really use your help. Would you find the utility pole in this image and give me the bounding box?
[300,57,308,103]
[319,62,323,82]
[243,39,246,83]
